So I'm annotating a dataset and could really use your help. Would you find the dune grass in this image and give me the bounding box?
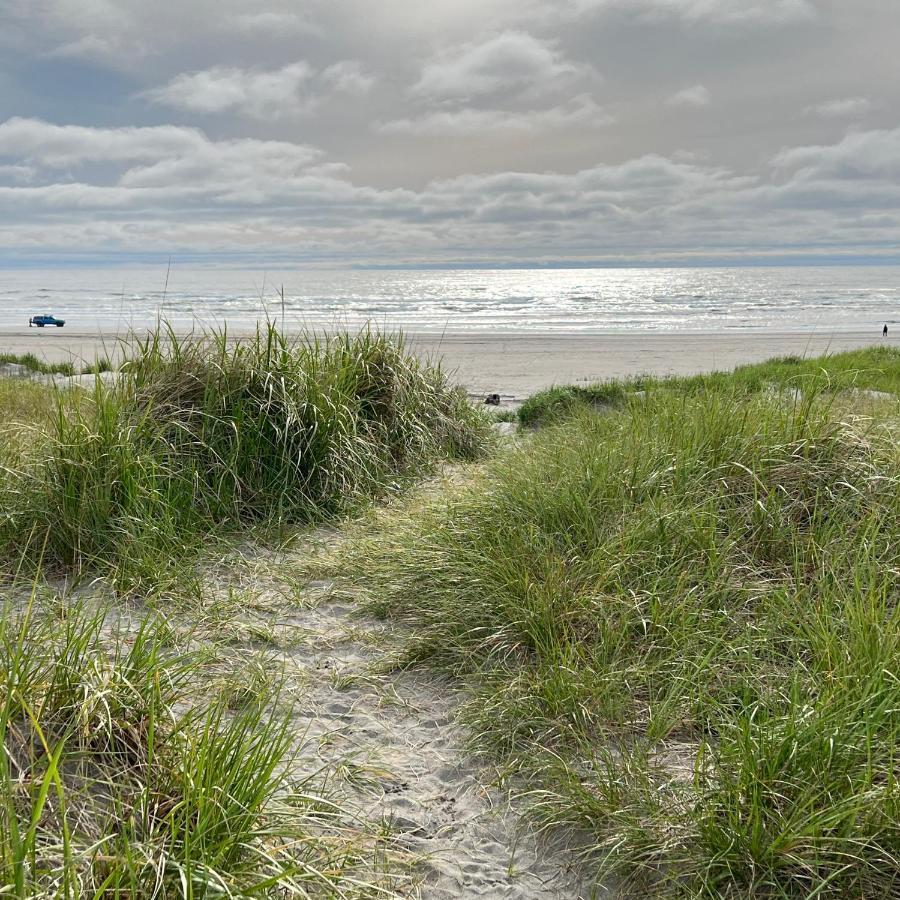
[738,344,900,395]
[0,589,400,897]
[347,377,900,896]
[0,378,65,456]
[0,324,491,589]
[0,323,490,896]
[517,345,900,428]
[0,352,76,377]
[0,352,113,378]
[5,334,898,896]
[517,381,633,428]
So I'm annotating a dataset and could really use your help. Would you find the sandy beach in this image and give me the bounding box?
[1,325,895,398]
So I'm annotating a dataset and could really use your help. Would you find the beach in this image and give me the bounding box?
[0,325,894,397]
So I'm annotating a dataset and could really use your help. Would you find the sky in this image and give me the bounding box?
[0,0,899,267]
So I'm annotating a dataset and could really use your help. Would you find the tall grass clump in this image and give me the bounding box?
[0,352,113,377]
[516,381,631,428]
[0,594,390,897]
[0,352,76,377]
[351,385,900,896]
[0,324,490,584]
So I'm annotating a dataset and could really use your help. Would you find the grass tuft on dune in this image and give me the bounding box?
[0,323,491,588]
[0,593,397,897]
[349,374,900,896]
[517,345,900,427]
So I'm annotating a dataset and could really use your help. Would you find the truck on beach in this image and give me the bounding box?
[29,315,65,327]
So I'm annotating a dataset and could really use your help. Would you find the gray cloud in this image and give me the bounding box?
[1,116,899,262]
[378,95,613,136]
[571,0,817,27]
[804,97,871,119]
[0,0,898,263]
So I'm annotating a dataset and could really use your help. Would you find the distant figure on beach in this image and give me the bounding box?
[884,323,889,337]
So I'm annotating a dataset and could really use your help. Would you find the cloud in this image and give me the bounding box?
[804,97,871,119]
[0,117,213,167]
[0,0,898,266]
[7,0,330,64]
[0,117,319,176]
[666,85,711,107]
[144,61,374,119]
[0,164,34,185]
[143,63,315,118]
[3,116,899,262]
[378,94,613,135]
[42,32,149,61]
[412,31,583,99]
[226,11,320,36]
[396,30,602,144]
[320,61,375,96]
[771,127,900,181]
[572,0,817,27]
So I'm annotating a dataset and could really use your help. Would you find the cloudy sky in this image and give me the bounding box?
[1,0,899,266]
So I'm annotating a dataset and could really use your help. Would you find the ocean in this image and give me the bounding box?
[1,265,898,333]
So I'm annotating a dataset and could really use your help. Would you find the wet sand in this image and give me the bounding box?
[0,326,893,398]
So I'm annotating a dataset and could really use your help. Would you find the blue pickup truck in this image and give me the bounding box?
[29,314,65,327]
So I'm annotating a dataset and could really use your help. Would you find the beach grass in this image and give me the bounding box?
[3,336,899,896]
[0,324,490,895]
[516,345,900,427]
[0,352,113,378]
[0,588,400,897]
[345,366,900,896]
[0,323,491,589]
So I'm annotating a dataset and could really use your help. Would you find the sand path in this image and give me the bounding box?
[223,540,593,899]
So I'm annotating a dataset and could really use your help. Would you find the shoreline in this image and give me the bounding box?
[0,325,895,397]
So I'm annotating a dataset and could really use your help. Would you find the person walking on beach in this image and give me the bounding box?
[884,323,889,337]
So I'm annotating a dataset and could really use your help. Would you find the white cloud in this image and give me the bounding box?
[144,60,374,119]
[804,97,871,119]
[118,139,322,190]
[0,118,213,167]
[143,63,315,118]
[412,31,582,99]
[771,127,900,181]
[320,61,375,96]
[379,95,613,135]
[0,118,320,179]
[667,85,711,107]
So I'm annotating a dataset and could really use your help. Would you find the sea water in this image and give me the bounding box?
[0,265,897,333]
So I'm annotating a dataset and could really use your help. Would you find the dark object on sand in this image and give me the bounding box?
[484,393,501,406]
[884,324,889,337]
[29,314,65,328]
